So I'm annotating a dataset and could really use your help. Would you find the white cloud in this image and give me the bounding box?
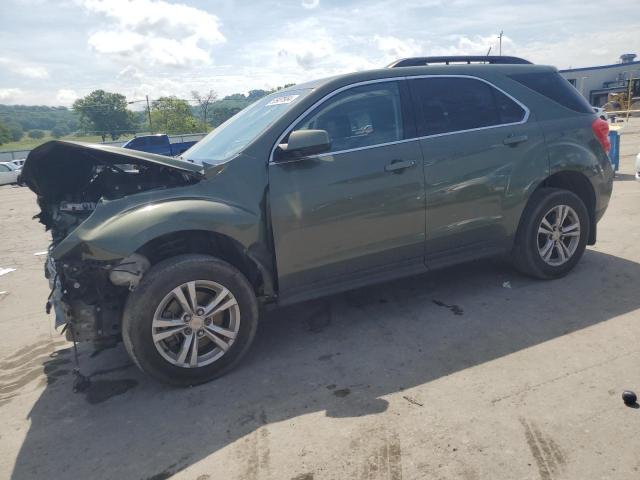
[15,65,49,79]
[78,0,225,67]
[301,0,320,9]
[374,35,423,61]
[0,88,25,103]
[117,65,143,80]
[55,89,79,106]
[0,57,49,79]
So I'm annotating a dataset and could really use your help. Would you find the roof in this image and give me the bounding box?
[282,61,551,94]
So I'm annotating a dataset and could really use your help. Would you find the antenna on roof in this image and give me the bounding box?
[486,46,492,56]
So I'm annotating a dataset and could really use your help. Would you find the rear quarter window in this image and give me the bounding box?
[509,71,594,114]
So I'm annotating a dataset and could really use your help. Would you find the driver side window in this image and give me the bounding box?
[291,81,404,153]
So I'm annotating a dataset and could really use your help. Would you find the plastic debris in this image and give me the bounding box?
[0,268,16,276]
[622,390,638,406]
[502,281,512,289]
[33,251,48,256]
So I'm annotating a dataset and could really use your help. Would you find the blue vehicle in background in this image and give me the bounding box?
[122,134,199,157]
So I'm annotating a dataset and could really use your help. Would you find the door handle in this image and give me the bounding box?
[503,134,528,146]
[385,159,416,173]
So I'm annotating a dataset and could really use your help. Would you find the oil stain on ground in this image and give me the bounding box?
[432,299,464,316]
[334,388,351,398]
[144,454,191,480]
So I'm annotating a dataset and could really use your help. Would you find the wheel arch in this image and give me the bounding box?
[537,170,596,244]
[135,229,275,300]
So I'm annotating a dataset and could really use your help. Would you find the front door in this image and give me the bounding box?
[269,81,425,300]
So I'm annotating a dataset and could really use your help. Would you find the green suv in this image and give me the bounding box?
[22,56,613,385]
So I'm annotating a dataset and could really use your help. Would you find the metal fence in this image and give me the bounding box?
[0,133,208,162]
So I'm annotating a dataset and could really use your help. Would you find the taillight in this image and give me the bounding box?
[592,118,610,153]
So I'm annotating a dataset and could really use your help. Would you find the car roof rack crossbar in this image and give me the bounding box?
[387,56,532,68]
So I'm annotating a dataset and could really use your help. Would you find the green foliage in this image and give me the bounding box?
[73,90,137,140]
[7,123,23,141]
[151,96,199,134]
[28,129,45,139]
[0,121,11,145]
[205,84,296,127]
[0,105,78,133]
[51,124,70,138]
[0,83,297,141]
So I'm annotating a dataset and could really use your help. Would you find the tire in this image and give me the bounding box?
[512,188,590,279]
[122,254,259,386]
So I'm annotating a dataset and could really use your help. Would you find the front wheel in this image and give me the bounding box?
[512,188,590,279]
[122,254,259,386]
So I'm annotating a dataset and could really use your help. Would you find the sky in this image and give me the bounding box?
[1,0,639,107]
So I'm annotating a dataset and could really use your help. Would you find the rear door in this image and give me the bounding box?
[408,76,547,265]
[269,80,426,299]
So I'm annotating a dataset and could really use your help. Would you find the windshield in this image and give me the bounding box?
[184,88,312,165]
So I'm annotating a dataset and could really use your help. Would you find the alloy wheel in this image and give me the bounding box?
[151,280,240,368]
[537,204,581,266]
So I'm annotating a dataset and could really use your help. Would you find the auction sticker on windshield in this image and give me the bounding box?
[266,95,299,106]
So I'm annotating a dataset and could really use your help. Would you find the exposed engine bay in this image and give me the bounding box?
[22,140,203,345]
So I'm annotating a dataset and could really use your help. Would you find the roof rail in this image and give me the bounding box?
[387,56,532,68]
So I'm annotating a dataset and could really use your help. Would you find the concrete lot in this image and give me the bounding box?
[1,121,639,480]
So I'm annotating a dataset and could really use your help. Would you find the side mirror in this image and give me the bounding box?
[275,129,330,161]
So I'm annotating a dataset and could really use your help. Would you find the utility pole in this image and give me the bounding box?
[146,95,153,133]
[486,46,492,56]
[498,30,503,56]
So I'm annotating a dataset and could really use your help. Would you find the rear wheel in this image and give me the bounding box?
[122,254,259,386]
[512,188,590,279]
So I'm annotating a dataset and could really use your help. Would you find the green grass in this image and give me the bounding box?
[0,132,136,152]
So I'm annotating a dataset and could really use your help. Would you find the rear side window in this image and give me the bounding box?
[509,71,594,113]
[409,77,526,136]
[149,136,165,146]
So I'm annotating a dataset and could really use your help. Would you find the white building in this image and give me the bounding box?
[560,54,640,107]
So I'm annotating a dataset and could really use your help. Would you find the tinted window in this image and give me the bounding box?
[292,81,403,152]
[494,88,526,124]
[149,136,165,146]
[129,138,144,147]
[410,77,525,136]
[509,71,593,113]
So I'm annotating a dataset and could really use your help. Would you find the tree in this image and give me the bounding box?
[0,121,10,145]
[150,97,199,134]
[72,90,137,140]
[51,124,70,138]
[28,129,45,139]
[7,123,23,142]
[210,106,242,127]
[191,90,217,130]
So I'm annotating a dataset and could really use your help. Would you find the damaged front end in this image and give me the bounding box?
[23,140,203,346]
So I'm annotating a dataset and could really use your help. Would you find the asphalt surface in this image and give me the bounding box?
[1,120,639,480]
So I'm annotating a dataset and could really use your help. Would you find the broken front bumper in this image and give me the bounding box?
[45,254,126,343]
[45,254,67,330]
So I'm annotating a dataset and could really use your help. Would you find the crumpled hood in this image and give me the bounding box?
[21,140,203,199]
